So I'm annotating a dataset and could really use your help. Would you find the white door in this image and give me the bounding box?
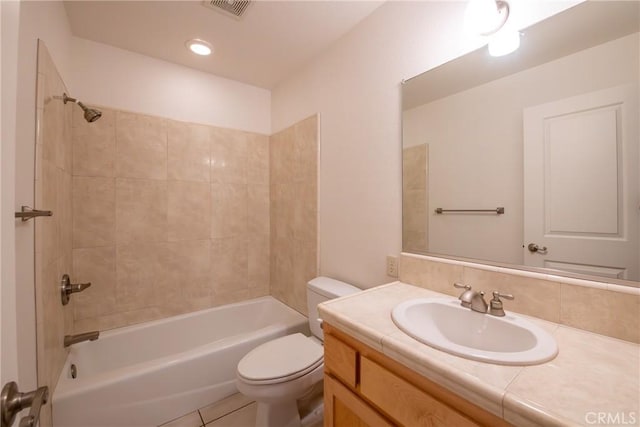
[523,85,639,281]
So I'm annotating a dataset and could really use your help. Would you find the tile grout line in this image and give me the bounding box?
[200,401,255,426]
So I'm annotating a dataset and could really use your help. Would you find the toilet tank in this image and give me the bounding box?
[306,277,360,340]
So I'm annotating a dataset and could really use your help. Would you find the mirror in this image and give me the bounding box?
[402,1,639,287]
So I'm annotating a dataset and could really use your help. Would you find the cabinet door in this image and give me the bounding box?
[360,357,480,427]
[324,375,394,427]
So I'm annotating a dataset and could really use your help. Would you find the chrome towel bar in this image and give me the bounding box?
[435,207,505,214]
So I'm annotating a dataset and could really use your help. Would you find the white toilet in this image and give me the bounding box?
[236,277,360,427]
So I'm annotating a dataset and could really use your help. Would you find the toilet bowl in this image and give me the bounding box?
[236,277,360,427]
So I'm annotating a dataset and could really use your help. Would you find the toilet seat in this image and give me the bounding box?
[237,333,323,385]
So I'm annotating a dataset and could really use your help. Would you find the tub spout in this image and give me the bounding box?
[64,331,99,347]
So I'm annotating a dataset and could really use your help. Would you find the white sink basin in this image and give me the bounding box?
[391,298,558,365]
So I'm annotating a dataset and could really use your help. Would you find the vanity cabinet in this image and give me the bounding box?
[323,324,511,427]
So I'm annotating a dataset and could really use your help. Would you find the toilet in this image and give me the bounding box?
[236,277,360,427]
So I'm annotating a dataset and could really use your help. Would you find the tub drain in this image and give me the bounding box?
[70,364,77,379]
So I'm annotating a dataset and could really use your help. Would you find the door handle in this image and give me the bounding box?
[1,382,48,427]
[527,243,548,254]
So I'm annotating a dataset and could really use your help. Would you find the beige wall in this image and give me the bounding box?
[270,115,319,315]
[34,42,74,426]
[271,1,579,289]
[71,108,270,332]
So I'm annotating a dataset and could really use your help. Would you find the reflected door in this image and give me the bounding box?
[523,85,639,280]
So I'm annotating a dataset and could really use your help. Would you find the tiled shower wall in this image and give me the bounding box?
[269,115,319,315]
[71,109,271,332]
[35,42,74,426]
[402,144,428,253]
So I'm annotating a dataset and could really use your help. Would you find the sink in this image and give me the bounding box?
[391,298,558,365]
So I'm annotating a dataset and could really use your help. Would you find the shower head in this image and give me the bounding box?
[62,93,102,123]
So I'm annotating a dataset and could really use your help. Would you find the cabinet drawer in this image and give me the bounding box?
[360,356,480,427]
[324,375,394,427]
[324,333,358,388]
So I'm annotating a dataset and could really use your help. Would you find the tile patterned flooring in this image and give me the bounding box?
[158,393,256,427]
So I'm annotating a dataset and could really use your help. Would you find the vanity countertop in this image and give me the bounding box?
[318,282,640,427]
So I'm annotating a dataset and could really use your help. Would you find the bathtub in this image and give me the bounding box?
[53,297,309,427]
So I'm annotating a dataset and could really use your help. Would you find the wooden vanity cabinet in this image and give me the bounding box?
[323,324,512,427]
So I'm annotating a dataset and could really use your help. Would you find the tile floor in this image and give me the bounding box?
[158,393,256,427]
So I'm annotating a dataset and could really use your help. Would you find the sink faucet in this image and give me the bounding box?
[453,284,514,315]
[454,283,487,313]
[64,331,99,347]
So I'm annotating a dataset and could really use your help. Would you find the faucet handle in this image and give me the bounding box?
[453,283,473,308]
[453,282,471,291]
[489,291,514,316]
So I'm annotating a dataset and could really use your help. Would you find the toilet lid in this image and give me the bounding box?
[237,333,323,384]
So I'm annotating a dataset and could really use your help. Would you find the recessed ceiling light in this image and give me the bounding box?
[186,39,213,56]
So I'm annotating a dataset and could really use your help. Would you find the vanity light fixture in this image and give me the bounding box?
[465,0,520,57]
[185,39,213,56]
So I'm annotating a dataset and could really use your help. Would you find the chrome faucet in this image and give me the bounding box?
[64,331,99,347]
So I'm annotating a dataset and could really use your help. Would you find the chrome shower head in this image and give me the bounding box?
[63,93,102,123]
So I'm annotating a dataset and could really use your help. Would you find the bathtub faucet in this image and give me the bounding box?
[64,331,99,347]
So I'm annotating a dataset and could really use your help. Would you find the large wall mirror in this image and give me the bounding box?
[402,1,639,287]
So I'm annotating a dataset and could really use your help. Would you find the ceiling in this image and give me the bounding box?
[64,0,384,89]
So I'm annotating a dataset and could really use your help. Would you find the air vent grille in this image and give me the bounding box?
[202,0,251,19]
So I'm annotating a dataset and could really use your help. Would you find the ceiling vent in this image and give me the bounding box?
[202,0,251,19]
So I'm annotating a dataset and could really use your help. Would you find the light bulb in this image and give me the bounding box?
[185,39,213,56]
[488,29,520,57]
[465,0,509,36]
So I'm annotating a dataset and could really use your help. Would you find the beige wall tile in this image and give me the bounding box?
[270,236,295,307]
[247,133,269,184]
[561,284,640,343]
[116,111,167,180]
[402,145,427,191]
[116,178,167,244]
[167,120,210,182]
[292,182,317,245]
[293,115,318,183]
[270,126,295,184]
[211,127,247,184]
[247,184,269,236]
[57,169,73,255]
[116,242,168,312]
[399,255,464,296]
[164,240,211,303]
[403,189,427,232]
[248,234,270,290]
[73,176,115,248]
[72,107,115,177]
[402,230,428,253]
[291,239,318,315]
[168,180,210,241]
[464,267,561,323]
[69,106,274,334]
[37,160,59,266]
[270,184,295,240]
[211,237,248,292]
[72,246,117,320]
[211,183,247,238]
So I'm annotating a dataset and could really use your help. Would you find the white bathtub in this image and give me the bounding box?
[53,297,309,427]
